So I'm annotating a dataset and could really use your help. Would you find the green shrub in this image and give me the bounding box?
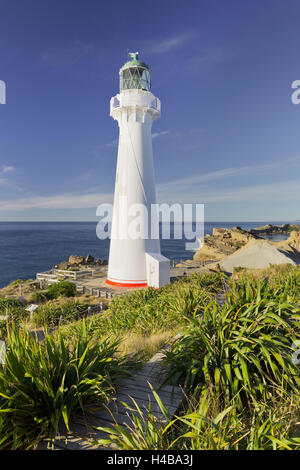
[98,288,179,335]
[29,281,77,304]
[58,272,222,344]
[169,272,224,293]
[97,386,300,450]
[0,298,28,331]
[62,283,213,339]
[7,279,24,286]
[45,281,77,299]
[0,298,24,312]
[0,322,135,449]
[31,300,89,328]
[226,276,271,306]
[287,225,300,232]
[233,266,246,273]
[228,270,300,304]
[271,269,300,302]
[164,292,300,409]
[29,291,48,303]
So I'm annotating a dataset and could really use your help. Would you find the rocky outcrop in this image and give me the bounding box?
[249,223,300,235]
[54,261,70,270]
[85,254,94,264]
[193,225,300,271]
[54,255,105,271]
[68,255,85,265]
[193,227,261,262]
[277,230,300,263]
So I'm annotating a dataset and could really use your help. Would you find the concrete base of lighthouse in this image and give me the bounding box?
[106,252,170,289]
[105,279,148,288]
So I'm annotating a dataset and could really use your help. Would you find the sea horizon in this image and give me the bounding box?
[0,220,293,288]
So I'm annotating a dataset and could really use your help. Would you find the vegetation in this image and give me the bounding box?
[95,269,300,450]
[1,267,300,450]
[29,300,90,328]
[97,387,300,450]
[30,281,77,303]
[0,322,136,449]
[0,278,38,299]
[233,266,246,273]
[287,224,300,232]
[59,273,222,342]
[0,298,27,339]
[164,294,299,408]
[7,279,24,286]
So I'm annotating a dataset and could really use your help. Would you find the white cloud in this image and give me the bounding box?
[158,177,300,204]
[152,131,169,139]
[1,165,15,174]
[0,165,18,189]
[0,192,113,211]
[157,157,300,203]
[1,156,299,212]
[158,162,275,193]
[147,33,196,54]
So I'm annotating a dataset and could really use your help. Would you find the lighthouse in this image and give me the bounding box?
[106,52,170,288]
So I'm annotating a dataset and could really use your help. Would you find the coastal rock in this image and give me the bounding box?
[85,254,94,263]
[249,223,300,235]
[55,261,70,270]
[68,255,85,265]
[193,227,260,262]
[277,230,300,263]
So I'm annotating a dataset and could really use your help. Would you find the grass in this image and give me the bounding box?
[58,273,222,342]
[287,225,300,232]
[1,267,299,450]
[164,293,299,409]
[0,278,38,298]
[230,264,300,303]
[29,280,77,303]
[115,330,178,362]
[0,321,137,449]
[95,269,300,450]
[29,299,90,328]
[0,298,28,339]
[96,387,300,450]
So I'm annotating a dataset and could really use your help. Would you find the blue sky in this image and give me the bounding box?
[0,0,300,222]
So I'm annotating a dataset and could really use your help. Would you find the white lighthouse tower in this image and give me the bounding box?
[106,52,170,288]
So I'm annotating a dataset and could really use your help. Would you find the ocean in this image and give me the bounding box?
[0,221,290,288]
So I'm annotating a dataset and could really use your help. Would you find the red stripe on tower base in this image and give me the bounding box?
[105,279,148,288]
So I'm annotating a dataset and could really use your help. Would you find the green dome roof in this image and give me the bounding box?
[120,52,150,72]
